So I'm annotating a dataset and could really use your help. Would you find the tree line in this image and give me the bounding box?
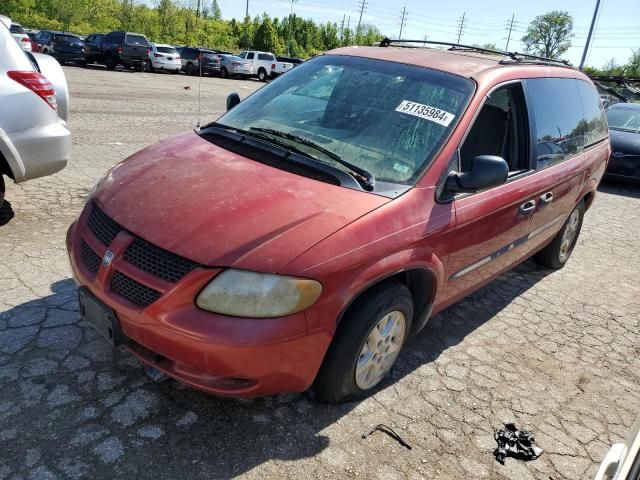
[3,0,382,57]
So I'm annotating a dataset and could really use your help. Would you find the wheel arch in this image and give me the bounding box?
[336,266,438,336]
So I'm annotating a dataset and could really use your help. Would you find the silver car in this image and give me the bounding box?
[0,15,71,206]
[8,21,32,52]
[218,54,253,79]
[596,414,640,480]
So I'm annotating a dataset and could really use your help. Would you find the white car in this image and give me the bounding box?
[596,414,640,480]
[147,43,181,74]
[9,21,31,52]
[0,15,70,206]
[237,50,278,82]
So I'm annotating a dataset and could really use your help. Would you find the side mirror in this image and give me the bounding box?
[226,92,240,111]
[445,155,508,194]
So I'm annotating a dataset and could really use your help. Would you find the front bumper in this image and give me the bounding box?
[605,155,640,182]
[66,209,331,397]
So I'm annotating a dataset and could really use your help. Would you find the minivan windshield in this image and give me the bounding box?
[215,55,474,185]
[606,105,640,133]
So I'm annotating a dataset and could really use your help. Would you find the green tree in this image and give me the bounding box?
[522,10,573,59]
[211,0,221,20]
[156,0,178,40]
[254,16,282,53]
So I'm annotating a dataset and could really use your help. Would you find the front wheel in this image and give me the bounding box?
[220,67,228,79]
[534,201,585,269]
[258,68,267,82]
[186,63,194,76]
[313,281,413,403]
[146,60,154,73]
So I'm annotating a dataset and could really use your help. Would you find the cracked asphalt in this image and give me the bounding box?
[1,66,640,480]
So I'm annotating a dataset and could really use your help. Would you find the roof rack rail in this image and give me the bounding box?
[378,37,572,67]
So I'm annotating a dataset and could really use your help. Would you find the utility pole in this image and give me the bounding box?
[245,0,249,18]
[398,7,407,39]
[505,13,515,51]
[287,0,297,57]
[356,0,367,44]
[456,12,466,44]
[580,0,601,69]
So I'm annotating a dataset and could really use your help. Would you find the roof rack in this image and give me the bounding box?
[378,37,572,67]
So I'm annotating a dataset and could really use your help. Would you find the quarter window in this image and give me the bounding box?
[576,81,608,147]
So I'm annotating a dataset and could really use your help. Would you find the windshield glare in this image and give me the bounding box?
[606,106,640,133]
[217,55,474,185]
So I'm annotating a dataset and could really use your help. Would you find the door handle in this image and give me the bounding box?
[540,192,553,204]
[520,200,536,214]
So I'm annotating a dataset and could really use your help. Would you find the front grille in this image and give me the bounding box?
[111,271,162,307]
[88,204,121,246]
[203,133,341,186]
[80,239,101,275]
[124,238,199,283]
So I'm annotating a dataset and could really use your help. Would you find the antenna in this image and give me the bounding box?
[196,54,202,129]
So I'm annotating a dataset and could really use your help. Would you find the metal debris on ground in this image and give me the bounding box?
[362,424,412,450]
[494,423,544,464]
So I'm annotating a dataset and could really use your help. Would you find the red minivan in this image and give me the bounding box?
[67,41,609,402]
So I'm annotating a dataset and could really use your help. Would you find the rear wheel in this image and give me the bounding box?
[534,201,585,269]
[105,55,116,71]
[186,62,194,76]
[258,68,267,82]
[314,281,413,403]
[220,67,228,79]
[146,60,154,73]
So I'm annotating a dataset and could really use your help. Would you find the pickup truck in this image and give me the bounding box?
[85,31,150,71]
[270,57,295,78]
[237,50,280,82]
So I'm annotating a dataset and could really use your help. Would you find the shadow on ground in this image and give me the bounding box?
[598,178,640,198]
[0,261,550,478]
[0,200,15,226]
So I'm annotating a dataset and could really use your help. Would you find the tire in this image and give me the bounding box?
[313,280,413,403]
[258,68,267,82]
[0,175,4,207]
[172,69,180,74]
[105,55,116,71]
[220,67,228,79]
[146,60,154,73]
[58,58,65,66]
[534,201,585,269]
[186,63,194,76]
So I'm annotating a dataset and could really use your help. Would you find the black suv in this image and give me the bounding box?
[35,30,86,65]
[100,31,150,71]
[180,47,221,76]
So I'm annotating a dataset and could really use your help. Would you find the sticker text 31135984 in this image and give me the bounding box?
[395,100,455,127]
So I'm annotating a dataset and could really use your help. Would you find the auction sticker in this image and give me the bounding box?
[395,100,455,127]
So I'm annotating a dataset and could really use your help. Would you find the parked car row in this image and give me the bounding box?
[10,25,300,82]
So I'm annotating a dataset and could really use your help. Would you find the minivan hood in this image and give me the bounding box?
[95,131,389,272]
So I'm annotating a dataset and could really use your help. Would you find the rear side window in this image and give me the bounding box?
[156,47,177,54]
[527,78,586,169]
[126,34,148,46]
[576,81,608,147]
[258,53,273,61]
[10,24,25,34]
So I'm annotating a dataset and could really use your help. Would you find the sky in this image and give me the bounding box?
[217,0,640,68]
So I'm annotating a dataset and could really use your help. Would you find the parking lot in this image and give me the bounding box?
[1,66,639,479]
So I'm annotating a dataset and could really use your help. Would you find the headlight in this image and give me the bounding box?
[196,269,322,318]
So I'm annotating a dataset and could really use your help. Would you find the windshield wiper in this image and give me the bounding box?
[250,127,375,191]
